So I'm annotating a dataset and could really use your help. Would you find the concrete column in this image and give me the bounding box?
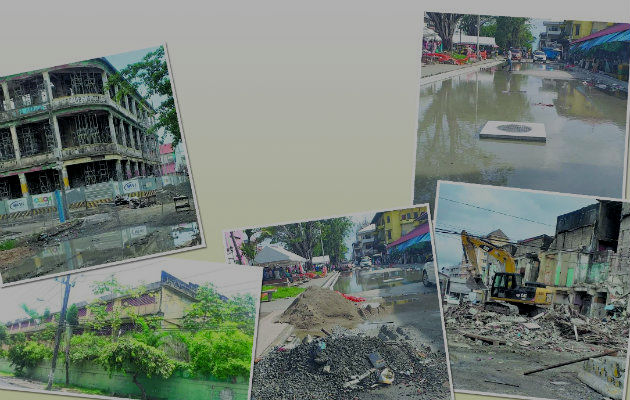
[125,160,132,179]
[18,173,28,197]
[131,98,137,115]
[51,115,62,152]
[140,162,146,176]
[1,82,10,110]
[9,125,20,161]
[129,126,136,149]
[101,71,109,97]
[61,166,70,189]
[119,120,127,147]
[115,159,123,181]
[42,71,53,102]
[135,129,141,150]
[133,161,140,177]
[107,113,117,145]
[124,94,129,111]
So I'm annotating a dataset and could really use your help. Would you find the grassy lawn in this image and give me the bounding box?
[261,285,305,300]
[53,383,109,396]
[0,239,16,251]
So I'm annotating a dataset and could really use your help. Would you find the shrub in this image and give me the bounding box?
[68,333,111,363]
[7,341,51,375]
[188,329,252,379]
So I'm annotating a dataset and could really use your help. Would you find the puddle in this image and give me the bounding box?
[1,222,199,283]
[333,268,422,294]
[415,62,628,205]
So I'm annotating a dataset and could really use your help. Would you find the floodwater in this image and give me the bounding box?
[415,62,628,205]
[333,268,423,294]
[1,222,200,284]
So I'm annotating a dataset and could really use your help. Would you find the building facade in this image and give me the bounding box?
[0,58,161,209]
[352,223,376,262]
[372,207,428,248]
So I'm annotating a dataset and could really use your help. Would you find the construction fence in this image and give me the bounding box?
[0,174,189,220]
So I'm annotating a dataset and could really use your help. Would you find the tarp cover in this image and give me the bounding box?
[254,245,307,266]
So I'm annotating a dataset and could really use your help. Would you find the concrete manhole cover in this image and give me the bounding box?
[497,124,533,133]
[480,121,546,142]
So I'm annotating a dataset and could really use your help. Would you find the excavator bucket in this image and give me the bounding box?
[465,275,487,291]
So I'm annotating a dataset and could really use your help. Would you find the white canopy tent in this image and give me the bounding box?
[312,255,330,265]
[452,31,497,47]
[254,245,307,266]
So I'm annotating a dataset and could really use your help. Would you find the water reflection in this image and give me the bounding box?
[415,63,627,205]
[2,222,200,283]
[333,268,422,294]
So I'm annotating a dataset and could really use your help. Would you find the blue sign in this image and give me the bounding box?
[55,190,65,223]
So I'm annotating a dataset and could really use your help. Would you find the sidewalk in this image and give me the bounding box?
[254,271,339,357]
[420,58,505,85]
[565,65,628,93]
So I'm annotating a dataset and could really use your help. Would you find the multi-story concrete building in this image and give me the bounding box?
[372,207,428,248]
[352,223,376,262]
[0,58,161,210]
[539,20,565,49]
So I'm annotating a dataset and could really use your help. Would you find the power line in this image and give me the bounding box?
[438,197,556,227]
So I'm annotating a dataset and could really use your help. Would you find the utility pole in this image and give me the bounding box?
[476,15,481,60]
[46,274,73,390]
[230,231,243,264]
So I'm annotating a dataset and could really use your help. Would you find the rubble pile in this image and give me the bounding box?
[278,287,363,329]
[444,303,630,352]
[252,327,449,400]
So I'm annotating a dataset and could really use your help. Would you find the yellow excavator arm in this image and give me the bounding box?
[461,231,516,282]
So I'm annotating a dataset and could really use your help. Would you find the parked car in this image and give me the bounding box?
[509,48,522,61]
[533,50,547,63]
[419,261,437,287]
[359,256,372,267]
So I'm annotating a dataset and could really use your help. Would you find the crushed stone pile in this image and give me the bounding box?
[278,287,363,329]
[252,326,450,400]
[444,303,630,352]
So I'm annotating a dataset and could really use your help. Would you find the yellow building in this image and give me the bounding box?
[565,20,614,41]
[372,206,428,247]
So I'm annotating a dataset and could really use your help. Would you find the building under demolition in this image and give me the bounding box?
[0,58,161,213]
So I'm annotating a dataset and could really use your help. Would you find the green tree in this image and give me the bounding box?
[313,217,354,264]
[495,17,534,50]
[426,12,463,51]
[459,15,494,36]
[64,304,79,385]
[239,228,272,265]
[98,337,175,400]
[7,341,51,376]
[183,285,256,335]
[266,221,321,265]
[0,324,7,345]
[106,46,181,144]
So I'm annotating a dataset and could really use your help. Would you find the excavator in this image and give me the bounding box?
[461,231,553,314]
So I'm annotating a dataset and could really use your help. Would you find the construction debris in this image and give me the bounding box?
[444,303,630,351]
[251,327,449,400]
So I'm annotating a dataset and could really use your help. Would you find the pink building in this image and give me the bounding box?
[160,144,176,175]
[224,230,249,265]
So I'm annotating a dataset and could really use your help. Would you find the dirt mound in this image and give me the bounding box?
[252,328,450,400]
[278,287,362,329]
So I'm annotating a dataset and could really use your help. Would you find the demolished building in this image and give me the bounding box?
[0,58,161,213]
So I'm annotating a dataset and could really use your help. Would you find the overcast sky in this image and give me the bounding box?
[0,259,261,323]
[434,182,598,268]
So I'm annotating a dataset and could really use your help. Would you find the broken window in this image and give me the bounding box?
[0,175,21,200]
[66,160,116,187]
[8,75,47,108]
[25,169,60,195]
[49,68,104,98]
[58,112,111,147]
[0,128,15,161]
[16,121,56,157]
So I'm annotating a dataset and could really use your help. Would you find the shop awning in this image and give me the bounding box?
[571,23,630,45]
[386,223,431,252]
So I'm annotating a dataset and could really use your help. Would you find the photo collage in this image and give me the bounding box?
[0,8,629,400]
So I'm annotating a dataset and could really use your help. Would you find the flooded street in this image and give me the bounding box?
[415,62,628,204]
[1,204,201,284]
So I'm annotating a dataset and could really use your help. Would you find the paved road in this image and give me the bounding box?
[0,375,28,390]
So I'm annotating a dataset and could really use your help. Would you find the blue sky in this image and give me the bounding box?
[434,182,597,268]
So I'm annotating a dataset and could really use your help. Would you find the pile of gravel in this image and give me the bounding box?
[251,326,450,400]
